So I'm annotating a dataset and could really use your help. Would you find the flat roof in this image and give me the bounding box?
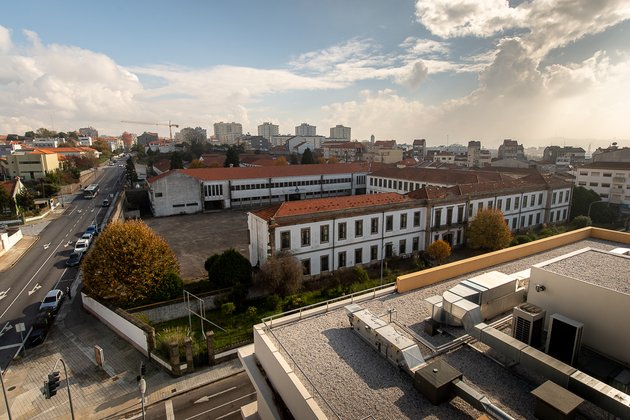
[268,238,626,419]
[538,248,630,295]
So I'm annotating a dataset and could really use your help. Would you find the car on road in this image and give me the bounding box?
[85,224,99,236]
[39,289,64,313]
[74,238,89,253]
[26,310,54,347]
[102,198,110,207]
[66,251,84,267]
[81,232,94,242]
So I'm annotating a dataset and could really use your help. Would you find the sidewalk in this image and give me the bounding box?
[0,210,244,419]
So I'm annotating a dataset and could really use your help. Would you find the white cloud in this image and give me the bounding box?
[400,37,450,57]
[396,61,429,88]
[0,26,11,52]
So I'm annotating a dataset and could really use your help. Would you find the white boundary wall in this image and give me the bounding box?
[82,293,149,355]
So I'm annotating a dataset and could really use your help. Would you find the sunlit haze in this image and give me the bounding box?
[1,0,629,148]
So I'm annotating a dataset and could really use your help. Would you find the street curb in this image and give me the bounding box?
[102,368,246,419]
[4,236,39,271]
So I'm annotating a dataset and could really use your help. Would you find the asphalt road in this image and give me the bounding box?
[0,164,125,370]
[140,371,255,420]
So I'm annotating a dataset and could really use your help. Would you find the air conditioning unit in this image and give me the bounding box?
[512,303,545,348]
[546,313,583,366]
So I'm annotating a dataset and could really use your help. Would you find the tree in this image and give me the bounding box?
[35,127,57,138]
[188,159,207,169]
[205,248,252,289]
[274,156,288,166]
[15,189,36,213]
[257,251,303,297]
[289,153,299,165]
[571,215,592,229]
[427,240,451,263]
[0,184,13,215]
[82,220,181,307]
[570,186,600,220]
[224,146,240,167]
[126,157,138,184]
[301,148,315,164]
[170,152,184,169]
[467,208,512,250]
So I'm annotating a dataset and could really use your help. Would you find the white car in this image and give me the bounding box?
[74,239,89,253]
[39,289,64,313]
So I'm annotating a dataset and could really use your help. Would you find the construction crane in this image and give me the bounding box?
[121,120,179,141]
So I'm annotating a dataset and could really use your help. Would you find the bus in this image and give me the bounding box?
[83,183,100,199]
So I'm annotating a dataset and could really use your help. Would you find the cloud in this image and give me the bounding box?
[0,26,11,52]
[396,61,429,88]
[415,0,524,38]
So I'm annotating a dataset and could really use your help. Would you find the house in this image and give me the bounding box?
[6,150,60,180]
[573,162,630,212]
[0,177,25,216]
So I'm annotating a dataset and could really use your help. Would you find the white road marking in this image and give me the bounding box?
[193,386,237,404]
[165,400,175,420]
[0,343,22,350]
[43,243,51,249]
[215,409,241,419]
[0,322,12,337]
[28,283,42,296]
[0,289,10,300]
[54,268,69,289]
[186,392,256,420]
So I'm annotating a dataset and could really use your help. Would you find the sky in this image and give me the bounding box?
[1,0,629,149]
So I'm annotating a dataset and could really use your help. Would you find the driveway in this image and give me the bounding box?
[144,210,250,280]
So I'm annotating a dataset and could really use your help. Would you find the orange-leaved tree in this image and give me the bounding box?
[427,240,451,263]
[467,208,512,250]
[82,220,181,307]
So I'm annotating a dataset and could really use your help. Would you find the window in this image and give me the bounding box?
[578,181,586,186]
[579,171,588,176]
[385,215,393,231]
[280,231,291,250]
[385,243,393,257]
[447,208,453,226]
[523,195,528,208]
[355,248,362,264]
[506,198,511,211]
[538,193,543,205]
[603,172,612,177]
[536,213,541,224]
[400,213,407,229]
[413,211,420,227]
[370,217,379,234]
[514,197,520,209]
[370,245,379,260]
[487,200,493,209]
[512,218,517,229]
[320,225,329,243]
[434,209,442,228]
[412,237,419,251]
[338,251,346,268]
[528,214,533,226]
[589,182,598,187]
[338,222,347,240]
[559,191,564,202]
[521,216,525,227]
[552,192,557,204]
[601,183,611,188]
[399,240,406,255]
[478,202,483,212]
[321,255,329,272]
[155,192,163,198]
[497,199,502,210]
[563,209,567,220]
[301,228,310,247]
[355,220,363,237]
[457,206,464,223]
[302,259,311,275]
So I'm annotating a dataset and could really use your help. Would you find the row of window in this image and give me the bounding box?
[579,171,626,177]
[578,181,628,188]
[369,177,425,192]
[172,202,198,208]
[228,177,352,191]
[283,212,423,249]
[204,184,224,197]
[301,238,421,275]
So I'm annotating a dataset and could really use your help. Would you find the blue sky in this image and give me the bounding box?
[1,0,629,148]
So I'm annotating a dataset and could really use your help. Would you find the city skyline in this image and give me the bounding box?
[1,0,629,148]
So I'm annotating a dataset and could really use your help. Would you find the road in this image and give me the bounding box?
[0,163,125,370]
[140,371,255,420]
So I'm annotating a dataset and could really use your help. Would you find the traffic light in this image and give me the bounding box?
[44,371,61,399]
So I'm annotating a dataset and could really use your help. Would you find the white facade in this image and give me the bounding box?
[286,136,326,152]
[150,172,202,217]
[78,136,93,146]
[295,123,316,136]
[574,164,630,209]
[214,122,243,145]
[258,122,279,140]
[330,125,351,141]
[31,138,60,148]
[269,135,293,147]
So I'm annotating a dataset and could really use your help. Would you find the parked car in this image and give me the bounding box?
[81,232,93,242]
[85,224,99,236]
[39,289,64,313]
[102,199,110,207]
[26,310,54,347]
[66,251,84,267]
[74,239,89,253]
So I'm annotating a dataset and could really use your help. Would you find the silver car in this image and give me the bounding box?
[39,289,64,313]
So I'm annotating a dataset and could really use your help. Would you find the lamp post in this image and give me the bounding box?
[139,378,146,420]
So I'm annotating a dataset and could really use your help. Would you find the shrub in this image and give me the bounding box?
[282,295,304,311]
[571,215,592,229]
[467,208,512,250]
[151,272,184,301]
[265,294,282,311]
[258,251,303,296]
[246,306,258,319]
[427,240,451,262]
[221,302,236,316]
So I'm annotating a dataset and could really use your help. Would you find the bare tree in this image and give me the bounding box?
[258,251,304,296]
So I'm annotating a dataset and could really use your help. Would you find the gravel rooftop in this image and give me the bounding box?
[268,238,624,420]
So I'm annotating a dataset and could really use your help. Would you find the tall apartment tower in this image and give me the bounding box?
[412,139,426,158]
[467,141,481,167]
[295,123,316,136]
[214,122,243,145]
[498,139,526,160]
[258,122,279,140]
[330,125,351,140]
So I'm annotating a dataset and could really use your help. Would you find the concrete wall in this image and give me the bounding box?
[151,172,201,217]
[528,263,630,365]
[396,227,630,293]
[82,293,149,355]
[130,294,222,324]
[0,228,22,256]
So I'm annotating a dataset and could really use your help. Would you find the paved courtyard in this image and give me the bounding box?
[144,210,250,280]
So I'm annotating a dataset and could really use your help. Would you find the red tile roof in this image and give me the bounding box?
[149,163,370,183]
[251,193,408,220]
[370,167,505,185]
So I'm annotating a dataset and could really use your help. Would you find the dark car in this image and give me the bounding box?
[85,224,99,236]
[102,199,110,207]
[66,251,83,267]
[26,310,54,347]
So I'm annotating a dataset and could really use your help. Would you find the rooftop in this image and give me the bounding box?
[264,237,629,419]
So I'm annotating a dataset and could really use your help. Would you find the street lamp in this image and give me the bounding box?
[139,377,146,420]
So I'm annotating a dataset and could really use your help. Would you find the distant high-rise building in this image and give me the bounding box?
[214,122,243,145]
[79,126,98,138]
[295,123,316,136]
[498,139,526,160]
[258,122,279,140]
[329,125,351,140]
[412,139,426,158]
[370,134,375,144]
[467,141,481,167]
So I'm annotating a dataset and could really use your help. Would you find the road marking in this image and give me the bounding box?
[165,400,175,420]
[193,386,237,404]
[54,268,69,289]
[0,289,10,300]
[215,409,241,419]
[0,322,12,337]
[186,392,256,420]
[43,243,51,249]
[0,343,22,350]
[28,283,42,296]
